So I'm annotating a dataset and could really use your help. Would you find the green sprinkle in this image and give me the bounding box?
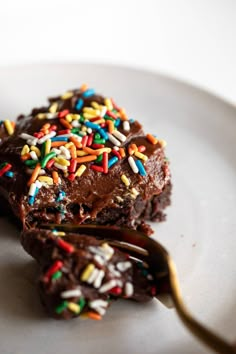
[93,139,105,144]
[96,155,103,163]
[41,151,56,168]
[41,142,46,158]
[94,133,101,140]
[104,116,115,121]
[52,271,62,280]
[79,116,85,123]
[78,297,86,311]
[24,160,37,167]
[55,301,68,314]
[0,162,7,169]
[71,128,79,134]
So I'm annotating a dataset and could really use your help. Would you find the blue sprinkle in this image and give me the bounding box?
[129,118,135,123]
[75,98,84,111]
[5,171,14,178]
[98,128,108,140]
[108,156,118,168]
[114,118,121,127]
[56,190,66,202]
[82,88,95,98]
[84,121,100,130]
[135,160,147,176]
[51,137,69,142]
[28,196,35,205]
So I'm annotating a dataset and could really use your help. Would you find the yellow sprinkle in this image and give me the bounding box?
[61,91,73,100]
[49,102,58,113]
[30,146,41,157]
[4,120,14,135]
[21,144,30,155]
[81,126,87,132]
[81,263,95,282]
[72,114,80,120]
[104,98,113,111]
[66,114,80,122]
[67,302,81,314]
[57,157,70,166]
[38,176,54,185]
[83,113,97,119]
[76,151,88,157]
[134,151,148,162]
[52,231,66,237]
[65,114,73,122]
[36,113,47,120]
[121,174,130,187]
[65,142,74,149]
[92,119,105,125]
[45,139,51,155]
[91,101,100,109]
[159,139,167,148]
[83,107,98,114]
[75,164,86,177]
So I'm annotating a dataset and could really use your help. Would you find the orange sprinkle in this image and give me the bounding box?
[119,147,126,158]
[128,143,138,155]
[69,136,82,149]
[70,144,77,159]
[27,163,41,186]
[52,171,59,185]
[80,83,88,92]
[119,108,128,121]
[107,120,114,133]
[11,121,16,129]
[146,133,158,145]
[83,147,111,156]
[76,155,97,164]
[87,312,102,321]
[41,123,50,131]
[21,153,31,161]
[51,141,67,147]
[59,119,72,129]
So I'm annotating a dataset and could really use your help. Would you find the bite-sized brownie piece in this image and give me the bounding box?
[0,85,171,234]
[21,229,157,319]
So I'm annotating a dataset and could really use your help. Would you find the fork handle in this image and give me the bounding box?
[168,258,235,354]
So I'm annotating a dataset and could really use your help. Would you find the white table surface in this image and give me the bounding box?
[0,0,235,105]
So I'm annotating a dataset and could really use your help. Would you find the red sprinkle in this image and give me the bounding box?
[151,286,157,296]
[91,165,104,172]
[81,135,88,148]
[44,260,63,281]
[0,163,12,177]
[57,239,74,253]
[68,173,76,181]
[91,144,104,149]
[87,133,94,147]
[68,159,77,173]
[46,159,55,169]
[34,132,44,138]
[90,117,101,122]
[58,109,69,118]
[109,286,122,295]
[112,149,121,160]
[57,129,70,135]
[106,110,117,119]
[100,123,106,128]
[102,152,108,174]
[138,145,146,153]
[49,124,57,131]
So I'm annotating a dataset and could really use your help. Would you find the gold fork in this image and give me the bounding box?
[41,224,235,354]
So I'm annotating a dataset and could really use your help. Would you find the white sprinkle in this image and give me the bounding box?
[89,299,108,308]
[100,106,107,117]
[116,279,123,288]
[71,133,82,141]
[29,151,38,161]
[94,255,105,266]
[60,146,71,159]
[35,180,42,189]
[25,168,45,175]
[38,131,56,144]
[99,280,117,293]
[87,268,99,284]
[123,121,130,132]
[116,261,132,272]
[71,120,81,128]
[128,156,139,173]
[130,187,139,197]
[89,245,113,261]
[51,148,61,155]
[61,288,81,299]
[112,130,126,142]
[28,183,37,196]
[78,131,87,136]
[108,264,121,277]
[107,133,121,147]
[94,270,105,288]
[87,128,92,134]
[113,146,119,151]
[125,282,134,297]
[54,162,68,171]
[27,138,38,146]
[147,274,154,280]
[20,133,35,140]
[46,113,57,119]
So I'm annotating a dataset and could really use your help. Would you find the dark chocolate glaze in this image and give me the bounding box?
[21,229,157,319]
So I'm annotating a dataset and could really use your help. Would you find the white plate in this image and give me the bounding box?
[0,63,235,354]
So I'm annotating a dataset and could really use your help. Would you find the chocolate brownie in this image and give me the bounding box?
[21,229,157,319]
[0,85,171,234]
